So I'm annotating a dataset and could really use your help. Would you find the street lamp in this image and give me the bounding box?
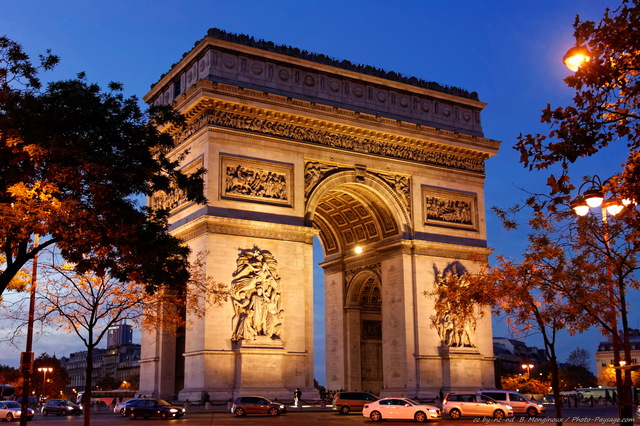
[37,367,53,399]
[521,363,534,379]
[570,175,632,420]
[563,45,591,72]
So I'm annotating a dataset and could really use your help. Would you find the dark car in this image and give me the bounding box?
[42,399,82,416]
[231,396,287,416]
[332,391,378,414]
[125,398,185,420]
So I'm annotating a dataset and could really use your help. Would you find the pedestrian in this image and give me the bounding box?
[294,388,302,405]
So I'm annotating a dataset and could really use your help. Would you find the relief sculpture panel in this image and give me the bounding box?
[230,245,283,342]
[422,186,478,231]
[221,155,293,207]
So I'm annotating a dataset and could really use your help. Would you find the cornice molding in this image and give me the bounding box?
[172,89,497,174]
[171,215,318,244]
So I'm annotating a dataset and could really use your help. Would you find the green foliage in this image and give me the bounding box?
[0,37,207,296]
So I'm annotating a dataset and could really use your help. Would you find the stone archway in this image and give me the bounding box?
[139,30,500,402]
[351,270,383,395]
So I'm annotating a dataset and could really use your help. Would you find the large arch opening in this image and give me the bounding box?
[307,173,408,394]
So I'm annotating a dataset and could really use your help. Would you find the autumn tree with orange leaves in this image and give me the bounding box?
[432,203,640,425]
[0,36,206,297]
[1,248,227,426]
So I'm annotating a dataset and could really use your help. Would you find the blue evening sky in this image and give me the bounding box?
[0,0,631,383]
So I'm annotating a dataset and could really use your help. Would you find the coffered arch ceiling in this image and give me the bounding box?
[310,183,401,256]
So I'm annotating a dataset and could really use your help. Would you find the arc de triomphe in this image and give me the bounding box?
[139,29,500,401]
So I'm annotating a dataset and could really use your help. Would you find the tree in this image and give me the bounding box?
[500,374,550,395]
[515,0,640,207]
[432,200,640,424]
[566,347,591,370]
[32,353,69,400]
[0,364,21,395]
[1,249,226,426]
[0,36,206,296]
[561,365,597,390]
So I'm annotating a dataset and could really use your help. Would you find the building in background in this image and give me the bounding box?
[493,337,548,374]
[62,323,140,392]
[595,329,640,386]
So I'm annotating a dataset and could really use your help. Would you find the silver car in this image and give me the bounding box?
[113,398,143,416]
[0,401,35,422]
[443,393,514,419]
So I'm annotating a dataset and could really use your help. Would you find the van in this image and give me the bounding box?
[442,393,514,420]
[332,391,378,414]
[477,390,545,416]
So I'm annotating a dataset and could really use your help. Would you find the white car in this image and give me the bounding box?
[363,397,441,422]
[0,401,35,422]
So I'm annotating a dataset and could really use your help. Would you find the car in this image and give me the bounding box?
[478,389,545,416]
[125,398,185,420]
[114,398,143,416]
[42,399,83,416]
[230,396,287,416]
[363,397,441,422]
[332,391,378,414]
[442,393,514,420]
[0,400,35,422]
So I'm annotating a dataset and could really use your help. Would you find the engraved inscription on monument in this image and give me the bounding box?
[221,155,293,206]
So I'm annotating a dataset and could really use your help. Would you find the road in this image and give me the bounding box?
[22,405,635,425]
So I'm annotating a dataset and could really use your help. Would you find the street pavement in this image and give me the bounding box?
[22,403,638,425]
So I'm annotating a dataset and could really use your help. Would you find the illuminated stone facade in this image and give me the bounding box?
[139,30,500,401]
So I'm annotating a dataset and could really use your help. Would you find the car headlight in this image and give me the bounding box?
[279,405,284,409]
[505,405,513,409]
[428,409,438,413]
[169,408,178,413]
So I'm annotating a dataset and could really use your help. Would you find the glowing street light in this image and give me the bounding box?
[37,367,53,399]
[563,45,590,72]
[521,363,534,379]
[570,174,633,422]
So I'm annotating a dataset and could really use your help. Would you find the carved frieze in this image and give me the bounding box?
[221,155,293,207]
[182,107,485,173]
[422,186,478,231]
[151,156,203,212]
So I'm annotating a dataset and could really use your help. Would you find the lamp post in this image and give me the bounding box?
[521,363,534,379]
[19,234,39,426]
[37,367,53,400]
[570,175,632,421]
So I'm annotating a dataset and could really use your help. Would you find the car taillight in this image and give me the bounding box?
[364,404,369,409]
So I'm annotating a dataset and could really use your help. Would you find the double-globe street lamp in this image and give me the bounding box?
[37,367,53,400]
[521,363,534,379]
[570,175,633,420]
